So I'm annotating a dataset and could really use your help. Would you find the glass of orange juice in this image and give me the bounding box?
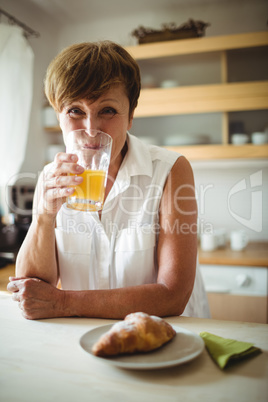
[65,129,113,211]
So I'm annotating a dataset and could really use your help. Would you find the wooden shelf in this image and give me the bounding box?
[126,31,268,160]
[44,126,61,133]
[165,144,268,161]
[199,242,268,267]
[135,81,268,117]
[42,127,268,160]
[126,31,268,60]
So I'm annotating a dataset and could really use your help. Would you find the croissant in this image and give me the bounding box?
[92,312,176,357]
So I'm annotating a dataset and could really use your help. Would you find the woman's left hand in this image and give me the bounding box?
[7,277,66,320]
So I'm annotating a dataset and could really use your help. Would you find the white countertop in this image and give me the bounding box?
[0,292,267,402]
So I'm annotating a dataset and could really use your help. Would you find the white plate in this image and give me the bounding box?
[79,324,204,370]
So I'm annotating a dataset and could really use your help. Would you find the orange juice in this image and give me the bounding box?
[68,169,107,211]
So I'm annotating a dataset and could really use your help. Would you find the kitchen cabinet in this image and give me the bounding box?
[199,242,268,324]
[126,31,268,160]
[200,264,268,324]
[204,292,267,323]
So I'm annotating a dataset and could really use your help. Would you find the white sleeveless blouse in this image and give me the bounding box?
[55,133,210,318]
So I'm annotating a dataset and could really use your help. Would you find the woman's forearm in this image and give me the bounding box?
[62,282,186,319]
[16,214,58,286]
[7,278,185,321]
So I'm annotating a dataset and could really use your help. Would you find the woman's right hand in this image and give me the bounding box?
[35,152,84,217]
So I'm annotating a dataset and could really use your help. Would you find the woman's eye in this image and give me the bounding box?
[67,108,84,117]
[100,107,117,117]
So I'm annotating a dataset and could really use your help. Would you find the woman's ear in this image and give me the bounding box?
[128,112,134,130]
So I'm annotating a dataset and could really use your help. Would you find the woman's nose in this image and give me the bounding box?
[82,115,99,131]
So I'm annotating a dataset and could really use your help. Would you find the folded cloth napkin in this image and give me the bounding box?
[200,332,262,369]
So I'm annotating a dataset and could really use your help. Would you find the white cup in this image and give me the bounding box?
[231,133,249,145]
[230,230,248,251]
[160,79,179,88]
[251,132,268,145]
[214,228,227,248]
[200,233,218,251]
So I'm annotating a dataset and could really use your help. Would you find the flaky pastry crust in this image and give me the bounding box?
[92,312,176,357]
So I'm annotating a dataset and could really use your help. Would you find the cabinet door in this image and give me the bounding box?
[207,293,267,324]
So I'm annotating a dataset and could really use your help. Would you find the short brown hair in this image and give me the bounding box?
[44,40,141,117]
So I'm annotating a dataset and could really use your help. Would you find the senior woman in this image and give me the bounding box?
[8,40,209,320]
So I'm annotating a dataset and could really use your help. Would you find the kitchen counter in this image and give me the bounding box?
[199,242,268,267]
[0,293,267,402]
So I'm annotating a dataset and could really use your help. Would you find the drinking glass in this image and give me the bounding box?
[65,129,112,211]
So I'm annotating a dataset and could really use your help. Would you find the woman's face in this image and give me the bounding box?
[58,84,133,168]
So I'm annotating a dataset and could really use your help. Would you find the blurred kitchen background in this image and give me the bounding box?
[0,0,267,322]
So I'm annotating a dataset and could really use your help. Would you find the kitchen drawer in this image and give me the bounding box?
[206,293,267,323]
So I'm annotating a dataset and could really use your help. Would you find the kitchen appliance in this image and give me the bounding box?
[0,184,35,264]
[200,264,268,323]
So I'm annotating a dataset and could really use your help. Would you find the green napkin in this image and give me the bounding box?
[200,332,262,369]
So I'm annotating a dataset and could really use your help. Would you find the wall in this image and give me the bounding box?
[1,0,60,176]
[2,0,268,240]
[57,0,267,46]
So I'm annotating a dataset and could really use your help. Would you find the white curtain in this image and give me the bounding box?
[0,23,34,216]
